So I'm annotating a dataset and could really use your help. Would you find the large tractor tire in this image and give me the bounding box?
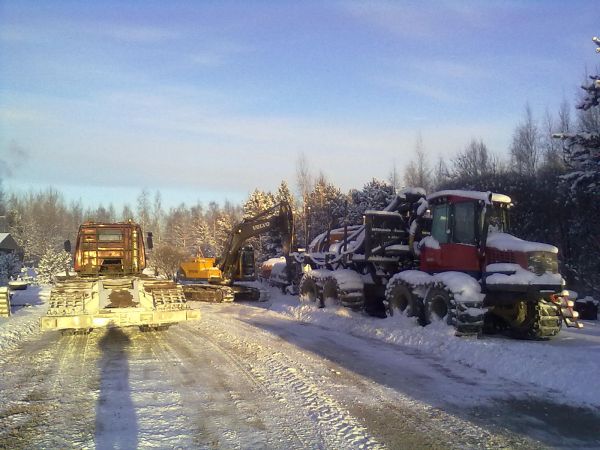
[505,300,562,340]
[424,285,483,335]
[320,276,364,310]
[384,279,421,318]
[322,277,342,307]
[299,273,321,306]
[423,286,454,325]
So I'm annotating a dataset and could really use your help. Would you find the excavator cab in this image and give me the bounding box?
[234,246,256,281]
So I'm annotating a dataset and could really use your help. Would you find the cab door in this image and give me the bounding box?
[421,201,480,274]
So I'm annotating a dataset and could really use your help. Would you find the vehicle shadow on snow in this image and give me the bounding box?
[95,328,138,450]
[237,310,600,448]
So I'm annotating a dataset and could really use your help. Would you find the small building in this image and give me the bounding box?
[0,233,23,259]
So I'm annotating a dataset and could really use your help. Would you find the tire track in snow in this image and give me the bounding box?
[197,305,544,449]
[170,323,311,449]
[189,317,385,449]
[125,330,197,448]
[0,331,97,449]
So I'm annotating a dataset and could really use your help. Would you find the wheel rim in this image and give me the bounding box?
[300,278,318,303]
[390,286,409,313]
[323,280,340,305]
[429,294,448,321]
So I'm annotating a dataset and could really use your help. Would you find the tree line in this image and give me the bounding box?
[0,37,597,296]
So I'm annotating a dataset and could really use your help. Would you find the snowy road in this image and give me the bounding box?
[1,287,599,449]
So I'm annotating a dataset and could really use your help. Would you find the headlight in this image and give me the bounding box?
[527,252,558,275]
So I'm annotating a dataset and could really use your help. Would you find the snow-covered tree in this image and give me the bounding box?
[275,180,295,207]
[348,178,394,224]
[306,174,348,239]
[150,243,187,279]
[36,248,71,284]
[242,189,277,262]
[8,188,73,264]
[552,35,600,295]
[164,204,193,253]
[0,252,21,285]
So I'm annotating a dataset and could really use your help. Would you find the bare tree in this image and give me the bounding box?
[136,188,151,233]
[387,160,401,194]
[433,156,450,189]
[451,138,499,179]
[295,152,314,202]
[541,108,564,170]
[510,103,541,175]
[403,133,433,191]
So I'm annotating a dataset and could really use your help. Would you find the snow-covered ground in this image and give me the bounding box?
[260,286,600,410]
[1,284,599,448]
[0,286,49,354]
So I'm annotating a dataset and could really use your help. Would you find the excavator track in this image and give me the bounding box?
[181,284,235,303]
[181,283,263,302]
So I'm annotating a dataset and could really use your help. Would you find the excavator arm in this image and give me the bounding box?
[219,201,294,283]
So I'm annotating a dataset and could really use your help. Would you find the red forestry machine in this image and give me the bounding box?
[285,189,580,339]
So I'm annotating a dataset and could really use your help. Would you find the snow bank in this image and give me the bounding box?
[0,287,49,355]
[487,232,558,254]
[266,287,600,410]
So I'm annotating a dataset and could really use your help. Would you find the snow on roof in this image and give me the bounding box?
[487,232,559,254]
[401,187,427,196]
[486,266,563,286]
[0,233,19,250]
[427,190,511,204]
[364,210,402,217]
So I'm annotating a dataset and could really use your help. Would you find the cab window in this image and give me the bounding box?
[452,202,476,244]
[431,204,449,244]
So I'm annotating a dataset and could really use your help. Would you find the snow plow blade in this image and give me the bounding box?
[41,277,201,332]
[40,308,200,331]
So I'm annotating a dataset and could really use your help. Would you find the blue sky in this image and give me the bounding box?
[1,0,598,209]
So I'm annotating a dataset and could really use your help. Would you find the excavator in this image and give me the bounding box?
[177,201,295,302]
